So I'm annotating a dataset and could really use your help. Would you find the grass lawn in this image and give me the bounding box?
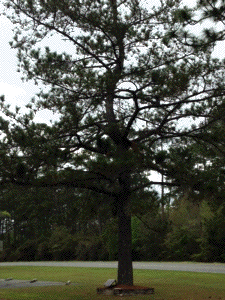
[0,266,225,300]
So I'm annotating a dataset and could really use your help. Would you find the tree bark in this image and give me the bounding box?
[117,169,133,286]
[117,199,133,285]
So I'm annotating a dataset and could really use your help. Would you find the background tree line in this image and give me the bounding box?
[1,124,225,263]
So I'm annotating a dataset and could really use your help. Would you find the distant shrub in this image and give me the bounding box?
[36,241,53,261]
[48,226,77,260]
[16,240,37,261]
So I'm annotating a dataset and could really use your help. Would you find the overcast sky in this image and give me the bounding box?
[0,0,225,124]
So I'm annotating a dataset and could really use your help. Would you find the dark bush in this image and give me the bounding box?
[16,240,37,261]
[0,248,12,262]
[48,226,77,260]
[35,241,53,261]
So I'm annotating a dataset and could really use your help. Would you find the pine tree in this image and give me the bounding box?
[1,0,225,285]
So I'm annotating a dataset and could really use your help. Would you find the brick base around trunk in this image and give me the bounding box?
[97,284,154,296]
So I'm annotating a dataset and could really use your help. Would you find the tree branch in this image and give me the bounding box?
[8,1,111,71]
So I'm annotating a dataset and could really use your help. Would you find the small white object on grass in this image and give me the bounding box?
[65,280,71,285]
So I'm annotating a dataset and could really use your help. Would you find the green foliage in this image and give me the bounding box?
[48,226,77,260]
[164,198,201,261]
[196,0,225,46]
[36,240,53,261]
[165,227,200,261]
[0,211,11,219]
[194,204,225,262]
[198,0,225,21]
[131,216,141,246]
[131,216,155,261]
[101,218,118,260]
[1,182,225,262]
[172,7,193,23]
[15,239,38,261]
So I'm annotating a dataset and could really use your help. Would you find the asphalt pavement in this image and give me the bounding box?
[1,261,225,274]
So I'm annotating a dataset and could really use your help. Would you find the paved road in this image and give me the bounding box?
[1,261,225,274]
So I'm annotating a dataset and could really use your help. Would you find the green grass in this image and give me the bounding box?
[0,266,225,300]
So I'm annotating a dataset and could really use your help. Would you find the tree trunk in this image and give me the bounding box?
[117,168,133,286]
[117,199,133,285]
